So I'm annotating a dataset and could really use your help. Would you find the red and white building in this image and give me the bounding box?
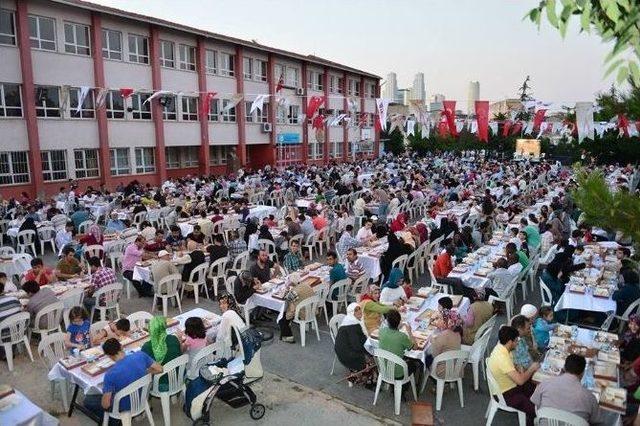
[0,0,380,198]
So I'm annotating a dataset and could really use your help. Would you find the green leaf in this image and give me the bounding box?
[546,0,559,28]
[559,19,569,38]
[616,65,630,83]
[605,58,625,76]
[605,3,621,21]
[617,0,631,12]
[580,3,591,32]
[629,61,640,87]
[560,4,574,21]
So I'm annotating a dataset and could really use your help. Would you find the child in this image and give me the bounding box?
[179,317,207,355]
[532,306,557,350]
[402,277,413,299]
[0,272,17,293]
[91,318,131,345]
[64,306,90,350]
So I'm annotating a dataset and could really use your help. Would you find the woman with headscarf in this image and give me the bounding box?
[359,285,393,335]
[380,232,412,280]
[427,297,463,373]
[258,224,273,242]
[279,273,315,343]
[621,314,640,358]
[207,293,246,358]
[79,223,103,246]
[141,316,182,390]
[334,303,375,385]
[541,245,586,304]
[19,216,40,247]
[380,268,406,305]
[389,213,407,233]
[415,222,429,244]
[244,218,258,245]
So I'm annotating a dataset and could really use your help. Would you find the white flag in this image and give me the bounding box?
[469,120,478,134]
[76,86,91,114]
[250,94,269,115]
[347,96,359,112]
[575,102,595,142]
[95,88,109,109]
[489,121,498,135]
[144,90,174,105]
[524,121,534,135]
[222,94,244,113]
[375,98,390,131]
[406,119,416,136]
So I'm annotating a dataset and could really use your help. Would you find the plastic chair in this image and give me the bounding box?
[0,246,15,256]
[132,211,147,230]
[326,279,350,320]
[84,244,105,266]
[616,298,640,333]
[91,283,123,321]
[328,314,345,375]
[372,348,417,416]
[223,276,250,322]
[29,301,64,340]
[17,229,37,255]
[102,374,154,426]
[206,256,228,298]
[292,296,321,347]
[181,263,209,305]
[229,251,249,277]
[186,342,221,380]
[257,239,278,262]
[152,273,183,317]
[485,360,527,426]
[535,407,588,426]
[0,311,34,371]
[127,311,153,331]
[78,220,93,234]
[488,276,518,321]
[349,273,369,302]
[539,278,553,306]
[89,320,109,342]
[428,350,469,410]
[37,332,69,410]
[38,225,57,254]
[302,232,318,261]
[150,354,189,426]
[461,325,494,391]
[391,254,409,272]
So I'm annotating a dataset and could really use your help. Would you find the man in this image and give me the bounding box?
[285,216,302,237]
[84,338,162,420]
[356,220,375,244]
[122,236,154,297]
[105,212,126,233]
[379,309,417,379]
[530,354,605,425]
[336,224,360,261]
[487,326,539,426]
[144,229,166,254]
[84,256,117,310]
[55,221,75,251]
[505,242,529,269]
[283,240,304,272]
[150,250,179,285]
[310,211,328,231]
[485,258,515,300]
[186,224,205,246]
[612,269,640,316]
[433,244,477,299]
[164,225,184,250]
[327,251,347,284]
[0,280,21,330]
[23,258,57,286]
[520,217,541,251]
[22,280,59,328]
[250,249,281,284]
[70,206,89,229]
[345,248,366,280]
[56,246,84,281]
[207,234,228,263]
[299,214,315,238]
[197,210,213,239]
[227,230,247,262]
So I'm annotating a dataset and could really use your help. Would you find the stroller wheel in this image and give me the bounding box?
[250,403,265,420]
[193,419,209,426]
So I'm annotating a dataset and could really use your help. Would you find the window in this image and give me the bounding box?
[128,34,149,64]
[333,141,343,158]
[41,150,68,181]
[329,76,337,94]
[254,60,267,82]
[220,53,235,76]
[348,79,361,96]
[210,146,231,165]
[35,85,60,118]
[337,77,344,94]
[64,22,90,56]
[181,96,198,121]
[221,100,236,122]
[29,15,56,51]
[365,82,376,98]
[208,99,219,121]
[0,9,16,46]
[110,148,130,176]
[69,87,95,119]
[307,71,323,91]
[161,95,176,120]
[0,151,29,185]
[135,147,155,173]
[243,57,253,79]
[131,93,151,119]
[159,40,174,68]
[308,141,323,160]
[0,83,22,117]
[166,146,199,169]
[276,105,286,124]
[205,49,217,74]
[288,105,300,124]
[74,149,99,178]
[101,28,122,60]
[286,67,299,87]
[244,101,254,123]
[178,44,196,71]
[165,147,179,169]
[274,64,284,82]
[105,90,124,119]
[259,103,269,123]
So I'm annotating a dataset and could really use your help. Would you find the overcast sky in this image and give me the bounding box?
[90,0,617,106]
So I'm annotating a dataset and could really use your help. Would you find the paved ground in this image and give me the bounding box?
[0,249,541,425]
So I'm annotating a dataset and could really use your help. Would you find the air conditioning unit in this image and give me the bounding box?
[262,122,273,133]
[295,87,304,96]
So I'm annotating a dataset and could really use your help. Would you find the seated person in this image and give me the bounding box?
[462,297,494,345]
[250,249,281,284]
[359,285,393,335]
[64,306,91,351]
[433,244,477,299]
[56,246,84,281]
[92,318,132,345]
[511,315,534,370]
[613,269,640,317]
[283,240,304,272]
[0,272,17,293]
[532,306,557,350]
[186,225,206,247]
[177,317,207,358]
[105,212,126,232]
[165,225,185,250]
[233,270,260,305]
[206,294,246,357]
[379,309,421,379]
[23,258,56,286]
[207,234,228,263]
[345,248,365,280]
[23,280,59,328]
[278,273,314,344]
[141,317,183,390]
[144,229,166,253]
[379,268,406,305]
[334,303,374,385]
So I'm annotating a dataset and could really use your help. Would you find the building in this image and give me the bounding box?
[429,93,445,112]
[0,0,380,198]
[489,98,523,118]
[383,72,399,103]
[467,81,479,114]
[410,73,426,104]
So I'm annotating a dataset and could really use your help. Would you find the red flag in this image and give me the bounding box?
[312,114,325,130]
[306,95,325,118]
[276,74,284,92]
[201,92,217,118]
[475,101,489,142]
[533,109,547,131]
[618,114,630,137]
[120,88,134,99]
[502,120,512,137]
[442,100,457,137]
[510,121,523,135]
[374,114,382,132]
[437,119,449,137]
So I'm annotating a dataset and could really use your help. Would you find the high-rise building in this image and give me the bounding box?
[410,73,426,104]
[383,72,399,103]
[467,81,480,114]
[429,94,445,112]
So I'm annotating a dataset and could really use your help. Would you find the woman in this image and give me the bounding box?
[428,306,463,374]
[334,303,374,385]
[359,285,393,335]
[207,293,246,358]
[244,218,258,245]
[380,232,412,280]
[542,246,586,303]
[19,217,40,247]
[80,223,103,246]
[141,316,182,391]
[279,273,315,343]
[621,314,640,358]
[258,224,273,242]
[380,268,406,305]
[389,213,407,233]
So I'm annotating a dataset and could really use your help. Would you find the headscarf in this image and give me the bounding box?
[87,224,103,245]
[435,308,463,331]
[360,284,380,302]
[382,267,403,290]
[623,314,640,345]
[340,302,362,328]
[390,213,407,233]
[149,316,168,363]
[218,292,243,318]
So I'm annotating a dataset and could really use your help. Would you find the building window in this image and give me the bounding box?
[0,83,22,117]
[161,95,176,120]
[64,22,90,56]
[0,9,16,46]
[135,147,155,173]
[166,146,199,169]
[178,44,196,71]
[221,100,236,122]
[0,151,29,185]
[259,103,269,123]
[288,105,300,124]
[101,28,122,60]
[210,146,231,165]
[110,148,130,176]
[333,141,343,159]
[35,86,60,118]
[365,82,376,98]
[159,40,174,68]
[329,76,337,94]
[243,57,253,79]
[74,149,99,179]
[69,87,95,119]
[165,147,179,169]
[276,106,286,124]
[307,71,323,91]
[105,90,124,119]
[41,150,68,182]
[131,93,151,119]
[286,67,299,87]
[220,52,235,76]
[29,15,56,51]
[244,101,254,123]
[205,49,217,74]
[337,77,344,94]
[347,80,361,96]
[181,96,198,121]
[208,99,219,122]
[128,34,149,64]
[254,60,267,82]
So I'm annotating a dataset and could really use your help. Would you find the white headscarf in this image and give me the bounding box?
[340,303,366,335]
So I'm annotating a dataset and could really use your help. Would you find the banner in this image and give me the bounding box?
[617,114,630,137]
[375,98,390,131]
[575,102,595,143]
[222,94,243,113]
[532,109,546,131]
[502,120,512,137]
[442,100,457,136]
[95,88,109,109]
[143,90,174,105]
[406,119,416,136]
[250,94,269,115]
[119,88,134,99]
[306,95,325,118]
[76,86,91,114]
[475,101,489,142]
[312,114,325,130]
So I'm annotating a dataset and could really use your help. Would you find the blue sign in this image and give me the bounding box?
[276,133,301,145]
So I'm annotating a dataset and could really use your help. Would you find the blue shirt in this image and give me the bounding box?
[67,320,90,347]
[70,210,89,228]
[329,263,348,300]
[105,219,126,232]
[103,351,154,411]
[532,318,556,349]
[512,337,533,370]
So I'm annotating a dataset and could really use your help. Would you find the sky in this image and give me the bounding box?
[90,0,618,108]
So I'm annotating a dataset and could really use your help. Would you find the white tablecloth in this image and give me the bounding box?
[448,243,506,290]
[87,203,110,218]
[247,205,277,221]
[555,288,617,314]
[0,390,59,426]
[0,254,31,277]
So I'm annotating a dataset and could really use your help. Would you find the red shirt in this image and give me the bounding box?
[24,268,55,286]
[433,252,453,279]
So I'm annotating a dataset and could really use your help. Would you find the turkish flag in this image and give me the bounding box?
[120,88,134,99]
[510,121,523,135]
[618,114,630,137]
[533,109,547,131]
[475,101,489,142]
[201,92,217,118]
[306,95,325,118]
[502,120,512,137]
[442,100,457,137]
[374,114,382,132]
[276,74,284,92]
[438,119,449,137]
[312,114,325,130]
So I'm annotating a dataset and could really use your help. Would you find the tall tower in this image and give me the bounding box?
[467,81,480,114]
[383,72,399,102]
[410,73,426,104]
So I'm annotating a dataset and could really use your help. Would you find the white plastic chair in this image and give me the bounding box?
[132,212,147,230]
[326,279,350,321]
[292,296,321,347]
[0,246,15,256]
[17,229,37,255]
[488,276,518,321]
[181,263,209,305]
[78,220,94,234]
[186,342,220,380]
[0,311,34,371]
[37,332,69,410]
[428,349,469,410]
[328,314,345,375]
[302,232,318,261]
[38,225,57,254]
[257,239,278,262]
[102,374,154,426]
[461,324,493,391]
[349,273,369,302]
[152,273,183,317]
[391,254,409,272]
[84,244,105,266]
[539,278,553,306]
[127,311,153,331]
[29,301,64,340]
[206,256,228,298]
[485,359,527,426]
[229,251,249,276]
[372,348,417,416]
[91,283,123,321]
[616,298,640,333]
[535,407,588,426]
[89,320,109,342]
[150,354,189,426]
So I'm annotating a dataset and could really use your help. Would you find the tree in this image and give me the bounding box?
[518,75,534,101]
[384,127,405,156]
[527,0,640,87]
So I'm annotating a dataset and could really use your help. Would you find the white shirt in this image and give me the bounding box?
[356,227,372,243]
[380,286,406,305]
[508,263,523,276]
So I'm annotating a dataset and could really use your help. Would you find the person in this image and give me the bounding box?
[122,236,154,297]
[227,230,247,263]
[55,221,75,251]
[485,258,515,300]
[186,224,205,247]
[345,248,365,281]
[23,258,57,286]
[379,309,421,380]
[150,250,179,285]
[18,217,40,248]
[164,225,185,250]
[91,318,132,345]
[334,303,369,373]
[520,217,540,250]
[70,207,89,229]
[105,212,126,232]
[207,234,228,263]
[327,251,347,284]
[64,306,91,350]
[139,221,156,242]
[207,293,246,357]
[144,229,166,253]
[613,269,640,317]
[283,240,304,272]
[79,223,104,246]
[83,338,162,420]
[432,244,476,299]
[511,315,534,370]
[311,211,328,231]
[178,317,207,358]
[279,273,314,343]
[506,242,529,269]
[336,225,360,261]
[389,213,407,233]
[258,224,273,241]
[197,211,213,239]
[0,272,17,294]
[487,326,539,426]
[0,283,21,330]
[233,270,260,305]
[356,220,375,244]
[141,316,183,391]
[530,354,605,424]
[380,232,411,280]
[532,306,557,350]
[380,267,406,305]
[22,280,59,328]
[285,216,302,238]
[56,246,84,281]
[250,249,280,284]
[359,285,394,335]
[180,247,206,283]
[462,298,494,345]
[429,305,463,375]
[84,256,117,310]
[299,214,315,238]
[542,246,586,304]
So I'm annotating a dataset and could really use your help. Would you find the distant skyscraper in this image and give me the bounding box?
[467,81,480,114]
[429,93,445,112]
[383,72,399,103]
[410,73,426,104]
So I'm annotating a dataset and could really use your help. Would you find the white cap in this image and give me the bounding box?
[158,250,170,258]
[520,304,538,319]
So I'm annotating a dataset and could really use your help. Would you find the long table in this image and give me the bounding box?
[0,389,59,426]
